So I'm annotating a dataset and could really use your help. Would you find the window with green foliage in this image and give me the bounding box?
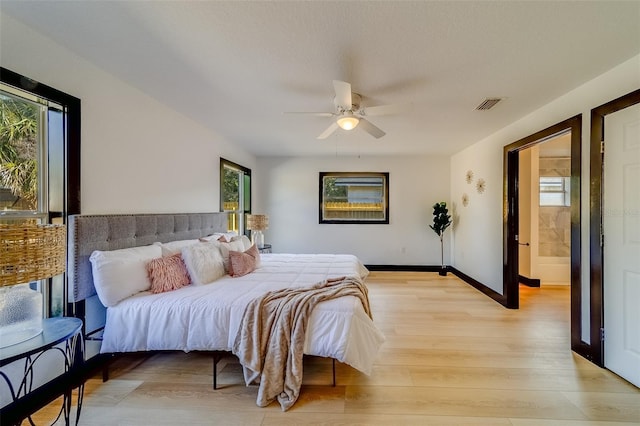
[319,172,389,224]
[1,70,80,319]
[0,90,42,212]
[220,158,251,235]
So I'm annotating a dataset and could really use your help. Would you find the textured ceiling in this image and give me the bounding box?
[2,1,639,157]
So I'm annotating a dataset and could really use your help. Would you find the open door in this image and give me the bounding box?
[602,101,640,387]
[590,88,640,372]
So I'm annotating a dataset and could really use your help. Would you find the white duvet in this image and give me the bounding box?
[101,253,385,375]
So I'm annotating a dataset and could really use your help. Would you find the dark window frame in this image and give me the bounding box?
[1,68,81,218]
[1,67,81,319]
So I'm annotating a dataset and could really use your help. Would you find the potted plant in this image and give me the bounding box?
[429,202,452,276]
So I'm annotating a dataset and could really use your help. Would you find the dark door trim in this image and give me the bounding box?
[589,88,640,367]
[503,115,587,358]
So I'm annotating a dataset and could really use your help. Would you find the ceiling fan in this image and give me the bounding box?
[286,80,403,139]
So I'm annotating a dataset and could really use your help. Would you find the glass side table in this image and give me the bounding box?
[0,317,84,426]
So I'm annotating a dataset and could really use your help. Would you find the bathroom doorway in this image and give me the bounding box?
[518,133,572,288]
[503,115,587,359]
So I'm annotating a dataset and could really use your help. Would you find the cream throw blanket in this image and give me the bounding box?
[232,276,372,411]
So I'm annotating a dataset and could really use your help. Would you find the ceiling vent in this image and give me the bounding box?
[475,98,502,111]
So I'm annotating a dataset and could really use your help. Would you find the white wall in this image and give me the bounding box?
[451,54,640,341]
[0,13,255,214]
[255,155,450,265]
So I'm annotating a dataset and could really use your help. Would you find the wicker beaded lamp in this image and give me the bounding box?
[245,214,268,248]
[0,224,66,348]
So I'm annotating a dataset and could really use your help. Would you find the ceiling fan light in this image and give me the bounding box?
[337,115,360,130]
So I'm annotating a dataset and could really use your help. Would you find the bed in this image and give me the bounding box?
[67,213,385,409]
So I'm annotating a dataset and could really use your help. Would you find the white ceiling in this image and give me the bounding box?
[2,1,639,157]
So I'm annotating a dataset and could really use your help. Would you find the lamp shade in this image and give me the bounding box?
[336,113,360,131]
[0,224,66,286]
[0,223,66,347]
[246,214,269,231]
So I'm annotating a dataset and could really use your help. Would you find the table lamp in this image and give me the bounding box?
[246,214,268,248]
[0,224,66,348]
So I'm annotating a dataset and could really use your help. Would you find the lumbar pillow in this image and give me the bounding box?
[89,244,162,307]
[146,253,191,294]
[229,244,261,278]
[180,242,226,285]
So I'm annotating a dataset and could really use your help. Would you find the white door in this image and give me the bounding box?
[603,102,640,387]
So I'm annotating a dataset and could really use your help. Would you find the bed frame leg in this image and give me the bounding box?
[101,353,115,383]
[212,352,222,390]
[332,359,336,387]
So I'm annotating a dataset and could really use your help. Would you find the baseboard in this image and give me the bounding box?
[364,264,447,272]
[519,274,541,287]
[448,267,510,308]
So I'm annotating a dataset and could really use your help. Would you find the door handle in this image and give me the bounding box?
[518,242,530,246]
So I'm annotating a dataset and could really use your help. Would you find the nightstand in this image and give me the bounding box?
[0,317,84,425]
[258,244,272,254]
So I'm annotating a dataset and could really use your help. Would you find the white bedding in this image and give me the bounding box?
[101,253,385,374]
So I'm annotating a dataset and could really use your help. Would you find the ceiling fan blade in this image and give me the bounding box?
[358,118,386,139]
[362,103,407,117]
[317,122,339,139]
[333,80,352,110]
[283,111,335,117]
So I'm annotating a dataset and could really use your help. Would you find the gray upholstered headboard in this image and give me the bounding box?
[67,213,228,303]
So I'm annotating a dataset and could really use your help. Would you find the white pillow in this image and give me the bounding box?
[200,232,238,243]
[154,239,200,256]
[234,235,252,251]
[89,244,162,307]
[181,242,226,285]
[213,239,246,273]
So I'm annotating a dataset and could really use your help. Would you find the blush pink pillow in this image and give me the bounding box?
[146,253,191,293]
[228,244,261,278]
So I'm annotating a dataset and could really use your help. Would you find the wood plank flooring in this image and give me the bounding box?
[30,272,639,425]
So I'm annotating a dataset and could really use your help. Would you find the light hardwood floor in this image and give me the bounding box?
[33,272,639,425]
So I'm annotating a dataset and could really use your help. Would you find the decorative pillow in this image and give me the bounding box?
[89,244,162,307]
[200,232,237,243]
[235,235,252,251]
[213,239,246,273]
[229,244,261,277]
[155,239,200,256]
[180,242,226,285]
[146,253,191,294]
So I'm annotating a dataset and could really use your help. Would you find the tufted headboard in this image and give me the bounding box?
[67,213,228,303]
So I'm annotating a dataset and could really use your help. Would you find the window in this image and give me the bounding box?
[220,158,251,235]
[539,176,570,206]
[0,89,46,214]
[1,68,81,318]
[319,172,389,224]
[1,85,61,316]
